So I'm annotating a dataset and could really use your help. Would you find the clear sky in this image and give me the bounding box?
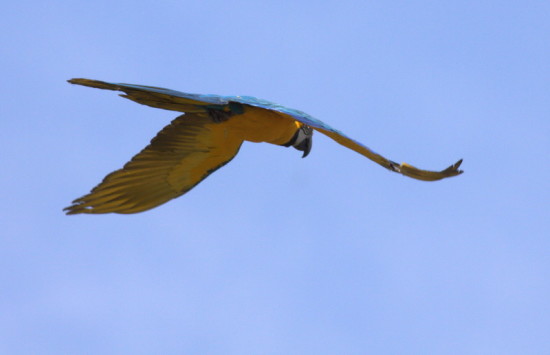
[2,1,549,354]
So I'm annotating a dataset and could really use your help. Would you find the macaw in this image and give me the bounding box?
[64,78,463,214]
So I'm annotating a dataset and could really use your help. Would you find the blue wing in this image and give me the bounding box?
[68,79,463,181]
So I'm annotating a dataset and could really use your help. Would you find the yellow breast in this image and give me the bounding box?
[223,106,301,145]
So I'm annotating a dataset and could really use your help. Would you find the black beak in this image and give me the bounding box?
[295,137,312,158]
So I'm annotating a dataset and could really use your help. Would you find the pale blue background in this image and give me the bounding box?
[2,1,549,354]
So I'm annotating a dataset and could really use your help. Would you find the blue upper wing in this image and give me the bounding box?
[69,78,463,181]
[68,78,346,135]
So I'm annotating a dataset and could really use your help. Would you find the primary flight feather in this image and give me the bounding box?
[64,78,463,214]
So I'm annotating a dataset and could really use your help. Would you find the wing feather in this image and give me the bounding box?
[68,78,230,112]
[64,113,242,214]
[314,126,463,181]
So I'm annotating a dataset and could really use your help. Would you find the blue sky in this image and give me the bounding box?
[2,1,549,354]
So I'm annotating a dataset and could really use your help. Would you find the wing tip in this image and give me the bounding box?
[447,158,464,175]
[398,158,464,181]
[63,205,85,215]
[63,200,91,215]
[67,78,119,91]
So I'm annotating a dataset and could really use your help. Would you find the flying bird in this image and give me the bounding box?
[64,78,463,214]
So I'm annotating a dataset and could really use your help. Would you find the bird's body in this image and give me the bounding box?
[217,104,302,145]
[65,78,462,214]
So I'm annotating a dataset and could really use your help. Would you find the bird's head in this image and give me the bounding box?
[293,124,313,158]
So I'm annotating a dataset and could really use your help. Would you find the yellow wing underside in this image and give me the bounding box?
[315,128,462,181]
[64,113,243,214]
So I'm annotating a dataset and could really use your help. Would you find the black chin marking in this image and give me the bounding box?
[281,129,300,147]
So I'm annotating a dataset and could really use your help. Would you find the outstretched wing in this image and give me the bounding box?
[64,113,243,214]
[68,78,462,181]
[311,127,462,181]
[68,78,234,113]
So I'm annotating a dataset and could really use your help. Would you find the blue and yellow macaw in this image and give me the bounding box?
[64,78,463,214]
